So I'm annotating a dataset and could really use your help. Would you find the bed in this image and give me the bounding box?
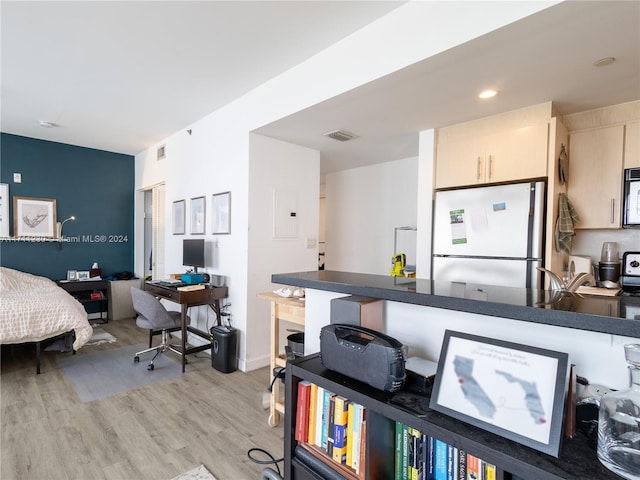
[0,267,93,372]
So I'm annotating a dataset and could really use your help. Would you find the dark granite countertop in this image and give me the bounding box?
[272,270,640,338]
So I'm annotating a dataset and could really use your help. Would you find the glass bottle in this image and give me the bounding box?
[598,344,640,479]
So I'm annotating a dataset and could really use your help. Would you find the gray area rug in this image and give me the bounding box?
[57,343,182,402]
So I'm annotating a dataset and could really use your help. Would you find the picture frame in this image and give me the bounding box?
[77,271,90,281]
[429,330,569,457]
[66,270,77,281]
[190,196,206,234]
[212,191,231,235]
[0,183,8,237]
[13,196,57,238]
[172,199,185,235]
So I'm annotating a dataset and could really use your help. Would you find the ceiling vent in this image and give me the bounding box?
[156,145,166,160]
[324,129,358,142]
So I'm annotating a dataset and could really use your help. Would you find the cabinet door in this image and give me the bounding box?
[625,120,640,169]
[435,137,484,188]
[567,125,624,228]
[487,123,549,183]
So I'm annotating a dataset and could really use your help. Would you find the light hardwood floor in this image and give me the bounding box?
[1,318,284,480]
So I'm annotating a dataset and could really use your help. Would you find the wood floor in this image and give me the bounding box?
[1,318,285,480]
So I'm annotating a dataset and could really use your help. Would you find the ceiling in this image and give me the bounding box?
[2,1,639,176]
[0,0,403,154]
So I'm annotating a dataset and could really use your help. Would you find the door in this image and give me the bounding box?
[433,182,540,258]
[432,256,540,288]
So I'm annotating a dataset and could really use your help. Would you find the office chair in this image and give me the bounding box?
[130,287,185,371]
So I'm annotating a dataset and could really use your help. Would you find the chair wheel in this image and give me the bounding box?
[134,356,140,363]
[148,363,154,371]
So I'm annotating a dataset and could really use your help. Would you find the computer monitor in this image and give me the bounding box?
[183,239,205,272]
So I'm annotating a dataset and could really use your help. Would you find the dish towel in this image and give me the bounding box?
[557,193,580,254]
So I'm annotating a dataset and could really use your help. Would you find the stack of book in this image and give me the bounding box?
[394,421,499,480]
[295,381,367,478]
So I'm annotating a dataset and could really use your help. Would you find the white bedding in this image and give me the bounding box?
[0,267,93,350]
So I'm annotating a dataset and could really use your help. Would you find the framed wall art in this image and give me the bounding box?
[13,196,57,238]
[172,199,185,235]
[190,196,206,234]
[212,191,230,234]
[0,184,8,237]
[429,330,569,457]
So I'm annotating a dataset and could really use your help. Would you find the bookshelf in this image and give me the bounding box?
[285,354,618,480]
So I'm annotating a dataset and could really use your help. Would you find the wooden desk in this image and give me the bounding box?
[144,283,229,373]
[257,292,305,427]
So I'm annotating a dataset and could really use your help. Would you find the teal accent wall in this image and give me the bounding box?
[0,133,134,280]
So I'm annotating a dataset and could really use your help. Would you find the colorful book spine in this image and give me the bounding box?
[457,449,466,480]
[402,423,410,480]
[320,389,333,449]
[307,382,318,444]
[331,395,350,464]
[434,439,447,480]
[395,422,404,480]
[446,444,456,480]
[426,436,435,480]
[326,393,337,457]
[483,461,496,480]
[466,453,480,480]
[352,403,363,474]
[347,402,356,467]
[314,385,325,447]
[408,427,422,480]
[295,380,311,443]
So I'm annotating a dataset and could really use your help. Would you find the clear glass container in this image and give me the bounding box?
[598,344,640,479]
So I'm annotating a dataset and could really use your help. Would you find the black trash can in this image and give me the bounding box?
[210,325,238,373]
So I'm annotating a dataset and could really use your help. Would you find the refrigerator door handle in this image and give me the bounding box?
[433,254,543,262]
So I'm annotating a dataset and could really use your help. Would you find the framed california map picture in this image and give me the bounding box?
[430,330,569,457]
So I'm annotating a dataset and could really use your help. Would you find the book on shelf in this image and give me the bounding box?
[352,403,364,475]
[434,438,447,480]
[326,393,337,458]
[314,385,325,447]
[331,395,350,464]
[308,382,318,444]
[347,401,356,467]
[457,449,466,480]
[321,389,334,449]
[466,453,480,480]
[295,380,312,443]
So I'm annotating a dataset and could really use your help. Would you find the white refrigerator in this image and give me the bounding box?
[432,181,546,289]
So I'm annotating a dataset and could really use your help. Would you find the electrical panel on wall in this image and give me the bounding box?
[273,189,298,238]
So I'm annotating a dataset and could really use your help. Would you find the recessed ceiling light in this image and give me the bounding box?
[478,89,498,99]
[594,57,615,67]
[38,120,55,128]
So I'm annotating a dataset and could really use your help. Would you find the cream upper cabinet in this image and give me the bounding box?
[567,125,624,228]
[625,120,640,169]
[434,136,484,188]
[435,123,548,188]
[486,123,549,183]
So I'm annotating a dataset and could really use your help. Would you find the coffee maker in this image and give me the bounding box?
[598,242,621,288]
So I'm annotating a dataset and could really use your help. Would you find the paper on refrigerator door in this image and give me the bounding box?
[449,209,467,244]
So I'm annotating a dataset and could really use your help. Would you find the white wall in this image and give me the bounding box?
[246,133,319,370]
[325,157,418,275]
[303,288,636,391]
[134,1,558,370]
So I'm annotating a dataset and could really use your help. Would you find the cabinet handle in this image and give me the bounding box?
[488,155,493,179]
[477,157,482,180]
[610,198,615,224]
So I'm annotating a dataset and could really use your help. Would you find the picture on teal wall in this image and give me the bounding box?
[13,196,57,238]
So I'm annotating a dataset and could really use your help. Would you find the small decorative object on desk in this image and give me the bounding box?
[598,344,640,479]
